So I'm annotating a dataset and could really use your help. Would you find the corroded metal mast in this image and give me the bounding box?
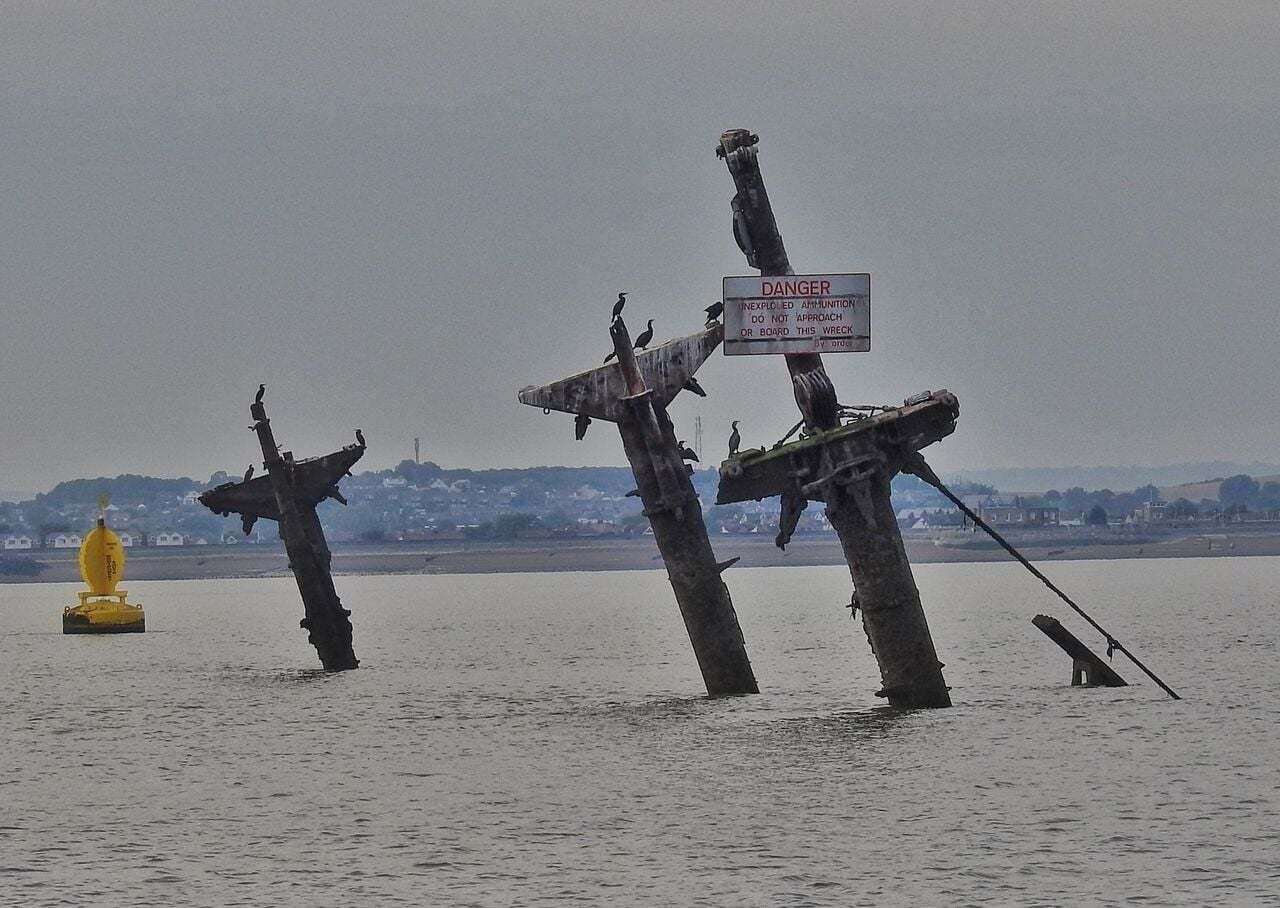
[717,128,952,708]
[520,319,758,696]
[199,389,364,671]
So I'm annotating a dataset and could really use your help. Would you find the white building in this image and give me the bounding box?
[3,534,34,550]
[151,531,184,547]
[47,532,83,549]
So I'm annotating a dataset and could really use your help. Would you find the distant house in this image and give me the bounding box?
[3,534,34,550]
[1022,505,1060,527]
[115,530,141,547]
[1131,500,1168,524]
[962,495,1058,527]
[962,495,1021,525]
[151,531,184,547]
[46,532,83,549]
[897,507,957,530]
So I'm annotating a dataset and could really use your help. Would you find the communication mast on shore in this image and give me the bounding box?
[414,437,421,464]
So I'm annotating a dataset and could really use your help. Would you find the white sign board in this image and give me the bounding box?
[722,273,870,356]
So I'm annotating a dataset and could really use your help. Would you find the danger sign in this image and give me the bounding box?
[722,273,870,356]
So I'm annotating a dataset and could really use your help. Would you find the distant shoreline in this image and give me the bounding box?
[3,528,1278,584]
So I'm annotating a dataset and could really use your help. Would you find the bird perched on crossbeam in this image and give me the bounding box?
[611,292,627,322]
[634,319,654,350]
[255,383,265,404]
[677,441,699,462]
[604,319,655,363]
[704,300,724,325]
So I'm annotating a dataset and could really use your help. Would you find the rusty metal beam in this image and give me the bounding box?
[517,323,723,422]
[717,392,959,506]
[1033,615,1128,687]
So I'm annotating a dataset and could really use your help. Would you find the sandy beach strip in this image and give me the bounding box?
[3,529,1278,584]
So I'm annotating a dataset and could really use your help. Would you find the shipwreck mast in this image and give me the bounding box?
[520,318,758,696]
[717,129,953,708]
[199,389,365,671]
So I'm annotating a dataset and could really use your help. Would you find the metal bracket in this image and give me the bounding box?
[800,452,884,498]
[802,452,884,528]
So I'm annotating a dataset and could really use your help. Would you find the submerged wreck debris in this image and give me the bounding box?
[199,387,364,671]
[519,316,758,697]
[1032,615,1128,688]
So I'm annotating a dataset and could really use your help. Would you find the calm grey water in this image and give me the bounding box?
[3,557,1278,906]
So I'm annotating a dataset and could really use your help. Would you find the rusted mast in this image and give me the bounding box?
[518,318,757,696]
[199,390,363,671]
[717,128,951,708]
[249,397,358,671]
[610,317,759,696]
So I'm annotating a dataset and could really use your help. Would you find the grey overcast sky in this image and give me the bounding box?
[2,1,1278,492]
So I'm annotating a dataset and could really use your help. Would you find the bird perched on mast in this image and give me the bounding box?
[255,383,265,404]
[603,319,656,363]
[728,421,741,456]
[611,292,627,322]
[704,300,724,326]
[677,441,699,462]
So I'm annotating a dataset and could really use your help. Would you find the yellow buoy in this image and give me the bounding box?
[63,499,145,634]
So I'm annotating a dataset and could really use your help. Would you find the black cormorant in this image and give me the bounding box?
[728,420,741,456]
[255,383,265,404]
[605,319,654,362]
[704,301,724,323]
[243,465,254,482]
[633,319,654,350]
[611,292,627,321]
[574,413,591,440]
[677,441,699,462]
[355,428,366,447]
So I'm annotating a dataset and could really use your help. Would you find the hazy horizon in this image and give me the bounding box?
[6,456,1280,505]
[4,2,1278,491]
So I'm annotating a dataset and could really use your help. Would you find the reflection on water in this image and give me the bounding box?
[3,558,1278,905]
